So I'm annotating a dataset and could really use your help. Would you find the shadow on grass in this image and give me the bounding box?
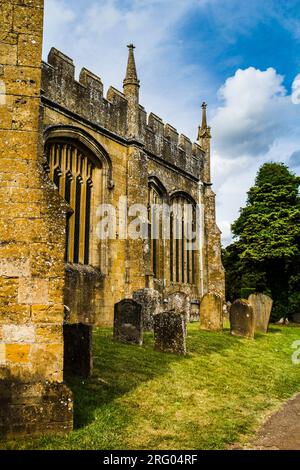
[66,329,180,429]
[186,326,245,355]
[266,327,282,334]
[66,326,238,430]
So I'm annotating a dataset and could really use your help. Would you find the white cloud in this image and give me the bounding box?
[211,67,300,245]
[212,67,288,158]
[292,73,300,104]
[43,0,75,49]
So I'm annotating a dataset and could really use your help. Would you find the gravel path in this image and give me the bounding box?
[244,393,300,450]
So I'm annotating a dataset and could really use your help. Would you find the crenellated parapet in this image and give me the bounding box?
[42,48,128,137]
[41,47,205,180]
[144,112,204,178]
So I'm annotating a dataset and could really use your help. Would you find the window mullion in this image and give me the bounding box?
[68,147,77,263]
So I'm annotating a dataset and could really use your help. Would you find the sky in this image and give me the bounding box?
[42,0,300,245]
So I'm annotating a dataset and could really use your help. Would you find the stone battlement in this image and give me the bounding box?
[41,48,204,178]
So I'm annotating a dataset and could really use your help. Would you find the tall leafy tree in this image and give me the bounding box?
[223,163,300,320]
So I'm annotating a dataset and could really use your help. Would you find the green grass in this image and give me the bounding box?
[1,323,300,450]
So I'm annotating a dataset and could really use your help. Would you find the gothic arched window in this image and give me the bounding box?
[45,140,101,265]
[170,193,197,285]
[148,178,167,280]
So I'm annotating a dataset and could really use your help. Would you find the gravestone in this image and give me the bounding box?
[153,311,186,355]
[63,323,93,378]
[230,299,255,339]
[190,300,200,322]
[248,293,273,333]
[167,292,191,322]
[200,292,223,331]
[114,299,143,345]
[133,288,162,330]
[292,313,300,324]
[224,301,231,320]
[276,317,289,325]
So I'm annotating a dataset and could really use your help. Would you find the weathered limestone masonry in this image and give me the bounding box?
[0,0,72,436]
[41,44,225,326]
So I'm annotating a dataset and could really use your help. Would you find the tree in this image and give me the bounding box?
[223,163,300,320]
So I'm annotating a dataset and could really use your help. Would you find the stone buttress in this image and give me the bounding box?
[0,0,73,437]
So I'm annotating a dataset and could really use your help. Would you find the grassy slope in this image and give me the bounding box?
[1,323,300,450]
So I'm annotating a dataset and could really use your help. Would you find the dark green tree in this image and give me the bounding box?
[223,162,300,320]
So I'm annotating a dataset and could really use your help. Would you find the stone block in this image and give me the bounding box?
[0,344,6,364]
[3,325,35,343]
[0,43,17,65]
[0,304,31,325]
[0,258,30,277]
[18,34,42,67]
[31,304,63,323]
[5,344,30,363]
[35,325,62,344]
[0,3,13,31]
[13,6,43,34]
[18,278,49,305]
[30,343,63,382]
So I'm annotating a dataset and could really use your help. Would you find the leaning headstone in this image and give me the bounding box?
[133,288,162,330]
[167,292,191,322]
[114,299,143,345]
[200,292,223,331]
[230,299,255,339]
[248,293,273,333]
[154,311,186,355]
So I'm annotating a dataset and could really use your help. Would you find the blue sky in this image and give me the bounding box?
[43,0,300,244]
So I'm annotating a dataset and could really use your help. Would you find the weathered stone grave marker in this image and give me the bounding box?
[133,288,162,330]
[200,292,223,331]
[190,299,200,322]
[153,311,186,355]
[63,323,93,378]
[167,291,191,322]
[248,293,273,333]
[230,299,255,339]
[114,299,143,345]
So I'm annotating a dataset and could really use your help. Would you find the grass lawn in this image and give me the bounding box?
[1,323,300,450]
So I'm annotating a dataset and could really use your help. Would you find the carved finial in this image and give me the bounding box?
[197,101,211,141]
[123,43,140,88]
